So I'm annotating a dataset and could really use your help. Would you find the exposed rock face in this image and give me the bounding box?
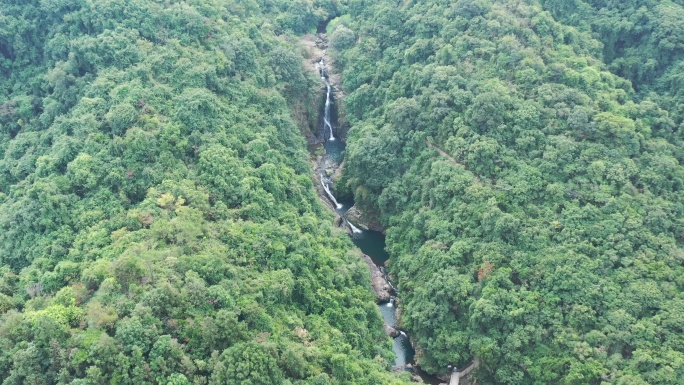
[314,33,328,50]
[346,204,384,233]
[360,253,392,303]
[300,33,343,93]
[331,160,344,182]
[333,215,344,228]
[385,325,400,338]
[395,306,403,327]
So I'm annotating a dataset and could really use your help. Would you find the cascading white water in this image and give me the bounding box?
[318,57,335,141]
[320,174,342,209]
[346,218,363,234]
[387,296,396,307]
[323,80,335,141]
[380,267,399,292]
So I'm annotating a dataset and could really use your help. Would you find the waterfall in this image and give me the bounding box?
[346,218,362,234]
[320,175,342,209]
[318,57,335,141]
[387,296,395,308]
[324,80,335,141]
[380,267,398,292]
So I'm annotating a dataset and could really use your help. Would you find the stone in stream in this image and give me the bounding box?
[346,204,385,233]
[384,325,400,338]
[395,305,403,326]
[360,253,392,303]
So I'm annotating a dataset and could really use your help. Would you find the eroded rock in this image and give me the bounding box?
[360,253,392,303]
[346,204,385,233]
[385,325,400,338]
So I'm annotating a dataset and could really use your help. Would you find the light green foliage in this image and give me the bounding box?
[332,0,684,383]
[210,342,284,385]
[0,0,406,384]
[330,25,356,51]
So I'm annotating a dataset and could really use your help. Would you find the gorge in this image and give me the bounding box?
[2,1,684,384]
[313,50,443,384]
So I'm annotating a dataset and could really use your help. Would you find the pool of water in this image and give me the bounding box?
[349,230,390,265]
[379,301,415,366]
[323,139,345,165]
[354,228,441,384]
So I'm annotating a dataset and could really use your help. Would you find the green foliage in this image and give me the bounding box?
[540,0,684,136]
[332,0,684,384]
[210,342,284,385]
[330,25,356,51]
[0,0,405,384]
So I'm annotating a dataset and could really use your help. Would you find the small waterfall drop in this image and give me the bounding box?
[380,267,398,292]
[320,174,343,209]
[387,296,396,307]
[346,218,363,234]
[318,57,335,141]
[324,81,335,141]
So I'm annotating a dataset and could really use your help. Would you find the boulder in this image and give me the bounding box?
[360,253,392,302]
[346,204,384,232]
[315,33,329,49]
[385,325,400,338]
[395,306,403,327]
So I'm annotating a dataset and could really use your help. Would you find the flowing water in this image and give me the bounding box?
[315,61,441,383]
[319,58,336,141]
[321,174,343,209]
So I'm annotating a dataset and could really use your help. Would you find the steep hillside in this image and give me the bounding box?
[541,0,684,129]
[332,0,684,383]
[0,1,409,384]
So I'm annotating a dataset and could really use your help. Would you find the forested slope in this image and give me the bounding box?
[541,0,684,125]
[332,0,684,383]
[0,1,408,384]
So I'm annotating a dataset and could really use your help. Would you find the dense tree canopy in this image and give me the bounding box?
[4,0,684,384]
[0,0,410,384]
[331,0,684,384]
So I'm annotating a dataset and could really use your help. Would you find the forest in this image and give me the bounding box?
[2,0,684,384]
[331,0,684,384]
[0,0,412,384]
